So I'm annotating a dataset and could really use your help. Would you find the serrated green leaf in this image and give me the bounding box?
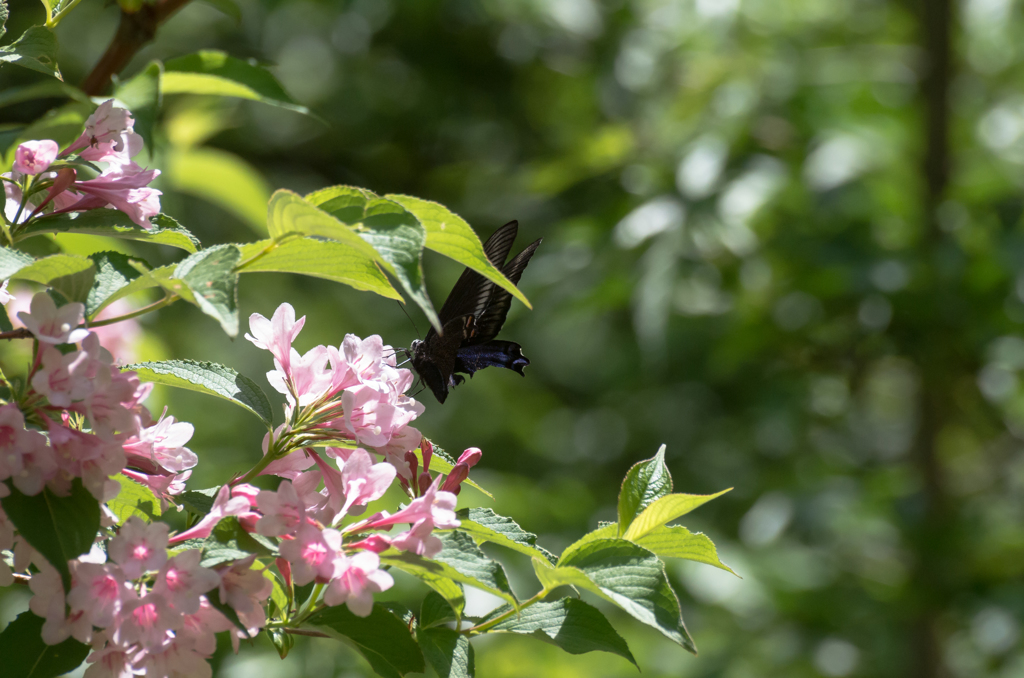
[0,80,89,109]
[0,247,34,279]
[20,211,200,253]
[108,474,162,524]
[0,26,62,80]
[307,186,438,331]
[308,603,425,678]
[1,479,100,591]
[267,189,384,256]
[85,251,144,316]
[434,531,516,605]
[618,444,672,536]
[556,538,695,653]
[174,244,240,335]
[162,51,309,115]
[88,262,173,317]
[419,591,459,628]
[201,518,276,567]
[179,487,219,516]
[236,237,400,300]
[386,194,532,309]
[382,546,517,610]
[0,612,89,678]
[632,525,738,576]
[481,598,636,667]
[0,1,8,41]
[166,147,271,234]
[123,359,273,425]
[419,627,475,678]
[622,489,731,541]
[455,508,556,564]
[9,253,94,302]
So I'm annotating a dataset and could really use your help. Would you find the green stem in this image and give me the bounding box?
[87,294,177,327]
[49,0,86,26]
[467,590,549,635]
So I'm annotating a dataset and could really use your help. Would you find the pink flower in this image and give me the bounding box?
[440,447,482,495]
[168,484,250,544]
[31,345,97,407]
[115,592,181,650]
[280,523,340,586]
[83,636,136,677]
[47,419,126,500]
[216,555,272,616]
[0,404,57,496]
[245,303,305,373]
[255,480,306,537]
[363,475,459,531]
[178,598,234,656]
[28,563,70,645]
[339,448,396,516]
[73,364,149,437]
[120,468,190,511]
[153,550,220,615]
[348,534,392,553]
[17,292,88,344]
[60,164,162,228]
[67,562,130,629]
[122,413,197,474]
[341,385,423,448]
[323,551,393,617]
[65,100,142,164]
[258,424,316,479]
[268,345,331,406]
[14,140,58,175]
[374,425,422,481]
[391,518,443,558]
[108,516,169,579]
[139,638,213,678]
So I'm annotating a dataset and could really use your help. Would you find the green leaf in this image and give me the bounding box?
[199,0,242,21]
[19,211,200,253]
[108,474,162,524]
[268,189,384,257]
[307,186,438,331]
[419,591,459,629]
[86,262,172,318]
[85,251,144,316]
[0,0,7,41]
[174,244,241,336]
[481,598,636,667]
[454,508,556,565]
[236,237,400,300]
[162,51,309,115]
[0,247,34,279]
[617,444,672,536]
[632,525,738,576]
[382,547,516,610]
[0,26,61,80]
[0,80,89,109]
[434,531,517,605]
[166,147,271,234]
[386,194,532,309]
[113,60,162,150]
[419,627,475,678]
[308,603,425,678]
[622,489,731,541]
[555,538,695,653]
[9,253,95,303]
[201,518,277,566]
[1,479,101,591]
[179,487,219,516]
[123,359,274,425]
[0,612,90,678]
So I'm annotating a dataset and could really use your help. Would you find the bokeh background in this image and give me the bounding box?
[3,0,1024,676]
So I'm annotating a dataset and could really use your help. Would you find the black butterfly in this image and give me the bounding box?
[408,220,541,403]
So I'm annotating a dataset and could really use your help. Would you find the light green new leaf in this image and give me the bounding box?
[558,523,618,563]
[162,51,309,115]
[108,475,162,524]
[633,525,738,576]
[387,194,532,309]
[236,237,400,300]
[0,247,35,279]
[434,531,517,604]
[0,613,90,678]
[618,444,672,536]
[123,359,274,425]
[455,507,557,564]
[166,147,271,234]
[481,598,636,667]
[419,627,475,678]
[0,80,89,109]
[557,538,695,653]
[10,253,95,303]
[308,604,425,678]
[20,211,200,253]
[175,244,240,336]
[622,488,732,541]
[307,185,438,331]
[0,26,61,80]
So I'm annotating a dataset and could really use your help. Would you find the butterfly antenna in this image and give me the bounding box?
[397,301,421,340]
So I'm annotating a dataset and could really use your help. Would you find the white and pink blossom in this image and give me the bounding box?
[323,551,393,617]
[14,140,59,175]
[108,516,169,579]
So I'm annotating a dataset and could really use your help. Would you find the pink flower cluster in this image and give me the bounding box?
[3,100,161,228]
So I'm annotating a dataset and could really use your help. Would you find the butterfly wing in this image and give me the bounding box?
[465,238,542,345]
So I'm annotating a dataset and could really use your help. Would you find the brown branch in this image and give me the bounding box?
[80,0,194,96]
[0,328,34,341]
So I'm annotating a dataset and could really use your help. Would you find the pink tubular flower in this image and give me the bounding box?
[0,404,57,496]
[339,448,396,516]
[66,100,140,158]
[67,562,130,629]
[258,425,316,479]
[391,518,443,558]
[108,516,170,579]
[245,303,305,373]
[116,591,181,650]
[255,480,306,537]
[153,550,220,616]
[440,447,482,495]
[267,345,331,406]
[17,292,89,344]
[29,562,70,645]
[47,419,126,501]
[31,344,97,408]
[121,468,190,511]
[122,413,197,475]
[216,555,272,616]
[341,385,423,448]
[168,484,250,544]
[61,164,162,228]
[363,475,460,531]
[280,523,341,586]
[14,140,59,175]
[323,551,393,617]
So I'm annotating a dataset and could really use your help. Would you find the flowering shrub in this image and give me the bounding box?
[0,4,733,678]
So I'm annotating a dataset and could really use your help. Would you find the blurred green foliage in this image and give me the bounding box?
[3,0,1024,676]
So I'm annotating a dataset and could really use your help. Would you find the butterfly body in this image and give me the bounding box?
[409,220,541,403]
